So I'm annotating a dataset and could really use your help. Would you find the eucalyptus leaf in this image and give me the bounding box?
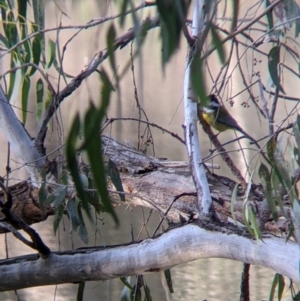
[268,46,285,94]
[108,159,125,202]
[164,269,173,293]
[21,75,30,123]
[53,204,64,234]
[77,282,85,301]
[211,25,226,65]
[36,78,44,121]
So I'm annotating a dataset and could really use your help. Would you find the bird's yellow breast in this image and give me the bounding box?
[202,111,228,132]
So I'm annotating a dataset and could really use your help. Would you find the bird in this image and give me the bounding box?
[201,94,255,142]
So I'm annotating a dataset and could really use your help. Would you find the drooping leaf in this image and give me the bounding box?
[108,159,125,202]
[45,38,56,70]
[21,75,30,123]
[164,269,174,293]
[258,163,278,221]
[32,0,45,63]
[248,203,262,240]
[77,282,85,301]
[79,69,118,224]
[66,198,81,232]
[77,205,88,244]
[120,277,133,290]
[4,10,18,47]
[6,59,16,102]
[66,114,91,219]
[36,78,44,121]
[29,35,41,76]
[144,285,153,301]
[17,0,28,25]
[191,57,208,107]
[46,186,67,207]
[277,274,285,301]
[293,115,300,149]
[82,102,118,224]
[156,0,190,65]
[268,46,285,94]
[119,0,129,27]
[211,24,226,65]
[231,0,239,32]
[53,203,64,234]
[131,285,142,301]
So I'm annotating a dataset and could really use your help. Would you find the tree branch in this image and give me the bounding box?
[0,224,298,291]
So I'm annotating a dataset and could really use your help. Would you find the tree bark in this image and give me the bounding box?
[0,223,298,291]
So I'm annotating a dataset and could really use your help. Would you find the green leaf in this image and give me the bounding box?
[120,277,133,290]
[4,10,18,47]
[259,163,278,221]
[264,0,274,30]
[119,0,129,27]
[131,285,142,301]
[242,202,254,236]
[77,282,85,301]
[156,0,190,65]
[106,24,117,73]
[46,38,56,70]
[66,114,91,219]
[211,24,226,65]
[82,103,118,224]
[17,0,28,24]
[293,115,300,150]
[108,159,125,202]
[36,78,44,121]
[46,186,67,207]
[191,57,208,106]
[144,285,152,301]
[21,75,30,123]
[248,203,262,240]
[53,204,64,234]
[270,273,285,301]
[231,0,239,32]
[292,199,300,243]
[29,35,41,76]
[77,205,88,244]
[164,269,174,293]
[268,46,285,94]
[80,70,118,224]
[6,59,16,102]
[106,23,120,95]
[66,198,81,232]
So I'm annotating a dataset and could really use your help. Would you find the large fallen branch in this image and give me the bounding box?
[0,223,298,291]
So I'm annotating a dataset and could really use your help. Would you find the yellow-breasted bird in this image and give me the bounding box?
[201,94,255,142]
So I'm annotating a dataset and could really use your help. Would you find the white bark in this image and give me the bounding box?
[0,87,44,183]
[183,0,211,213]
[0,224,298,291]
